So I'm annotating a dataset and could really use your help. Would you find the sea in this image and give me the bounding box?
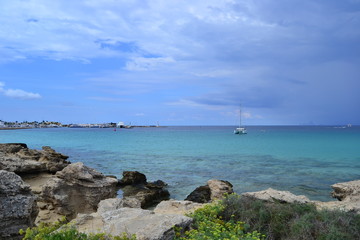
[1,126,359,202]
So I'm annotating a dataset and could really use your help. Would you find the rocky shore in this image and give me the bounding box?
[1,143,359,239]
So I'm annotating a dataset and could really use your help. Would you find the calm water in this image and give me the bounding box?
[1,126,359,201]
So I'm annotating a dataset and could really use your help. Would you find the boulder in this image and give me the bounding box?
[0,143,70,174]
[154,200,205,215]
[207,179,234,200]
[97,197,141,214]
[118,171,147,186]
[242,188,311,204]
[41,162,118,219]
[122,185,170,208]
[71,198,193,240]
[146,180,168,189]
[185,179,233,203]
[185,185,211,203]
[119,171,170,208]
[0,170,38,240]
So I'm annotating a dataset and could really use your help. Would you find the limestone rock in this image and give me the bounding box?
[122,185,170,208]
[97,197,141,214]
[0,170,38,240]
[331,179,360,201]
[313,179,360,214]
[118,171,147,186]
[185,185,211,203]
[154,200,205,215]
[207,179,234,200]
[0,143,70,174]
[41,162,118,219]
[146,180,168,189]
[119,171,170,208]
[185,179,233,203]
[313,200,360,214]
[71,200,193,240]
[242,188,311,204]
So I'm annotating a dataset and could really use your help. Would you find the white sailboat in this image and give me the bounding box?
[234,105,247,134]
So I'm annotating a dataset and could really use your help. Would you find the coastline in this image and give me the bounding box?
[0,127,32,130]
[1,143,360,239]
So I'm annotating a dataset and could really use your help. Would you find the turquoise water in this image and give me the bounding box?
[1,126,359,201]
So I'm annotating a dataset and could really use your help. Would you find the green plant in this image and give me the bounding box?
[19,217,136,240]
[219,193,360,240]
[175,202,265,240]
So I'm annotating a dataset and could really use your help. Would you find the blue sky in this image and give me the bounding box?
[0,0,359,125]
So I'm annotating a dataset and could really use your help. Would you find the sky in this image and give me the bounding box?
[0,0,359,125]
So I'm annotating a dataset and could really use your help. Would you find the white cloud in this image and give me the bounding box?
[0,82,41,100]
[125,57,175,71]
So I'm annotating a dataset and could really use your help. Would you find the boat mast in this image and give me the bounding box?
[239,104,242,128]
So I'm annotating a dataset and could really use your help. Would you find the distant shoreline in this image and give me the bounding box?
[0,127,32,130]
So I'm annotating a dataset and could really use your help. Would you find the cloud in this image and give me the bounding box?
[0,82,41,100]
[88,96,131,102]
[125,57,175,71]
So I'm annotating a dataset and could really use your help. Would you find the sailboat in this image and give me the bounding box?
[234,105,247,134]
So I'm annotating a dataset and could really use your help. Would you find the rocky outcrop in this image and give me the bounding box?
[71,198,193,240]
[331,180,360,201]
[154,200,205,215]
[242,188,311,204]
[314,180,360,214]
[118,171,147,186]
[185,179,233,203]
[207,179,234,200]
[41,162,118,219]
[119,171,170,208]
[122,185,170,208]
[0,170,38,240]
[0,143,70,174]
[185,185,211,203]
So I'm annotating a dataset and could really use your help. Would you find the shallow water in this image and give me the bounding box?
[1,126,359,201]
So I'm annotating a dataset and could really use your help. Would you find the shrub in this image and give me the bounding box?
[19,217,136,240]
[175,202,265,240]
[220,193,360,240]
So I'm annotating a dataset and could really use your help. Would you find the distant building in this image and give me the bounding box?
[117,122,125,128]
[0,121,5,127]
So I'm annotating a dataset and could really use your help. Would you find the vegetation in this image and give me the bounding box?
[220,194,360,240]
[175,202,265,240]
[19,217,136,240]
[176,194,360,240]
[20,194,360,240]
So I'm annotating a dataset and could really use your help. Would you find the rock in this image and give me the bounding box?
[331,179,360,201]
[97,198,141,214]
[118,171,147,186]
[71,200,193,240]
[0,143,27,153]
[154,200,205,215]
[41,162,118,219]
[146,180,168,189]
[185,185,211,203]
[0,170,38,240]
[242,188,311,204]
[118,171,170,208]
[0,143,70,174]
[207,179,234,200]
[313,200,360,214]
[312,179,360,214]
[122,185,170,208]
[185,179,234,203]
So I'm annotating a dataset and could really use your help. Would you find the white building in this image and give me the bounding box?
[0,121,5,127]
[117,122,125,128]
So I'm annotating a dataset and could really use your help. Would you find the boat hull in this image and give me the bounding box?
[234,127,247,134]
